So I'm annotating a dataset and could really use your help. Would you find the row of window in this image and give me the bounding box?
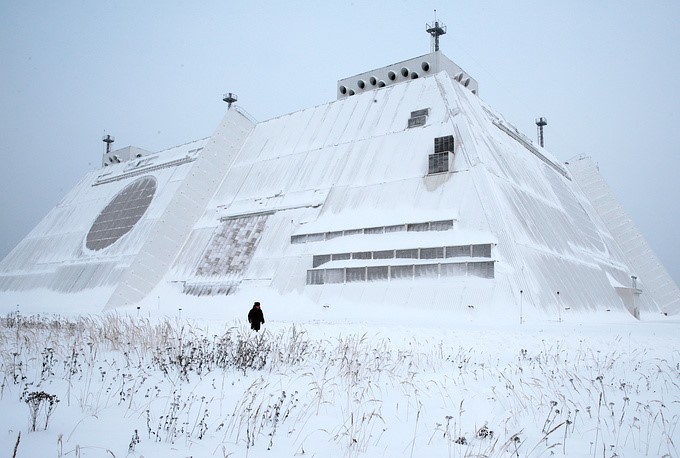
[306,261,495,285]
[312,243,492,268]
[291,219,454,245]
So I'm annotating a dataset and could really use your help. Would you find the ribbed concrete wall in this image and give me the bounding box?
[567,156,680,315]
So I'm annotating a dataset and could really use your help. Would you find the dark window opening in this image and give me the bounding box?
[434,135,454,153]
[428,152,449,174]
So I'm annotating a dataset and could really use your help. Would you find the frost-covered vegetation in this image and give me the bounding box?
[0,312,678,457]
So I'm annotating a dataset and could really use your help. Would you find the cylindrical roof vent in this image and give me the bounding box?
[421,61,430,72]
[400,67,409,77]
[388,71,396,81]
[357,79,365,89]
[411,72,419,79]
[339,85,347,95]
[377,80,385,87]
[348,89,355,96]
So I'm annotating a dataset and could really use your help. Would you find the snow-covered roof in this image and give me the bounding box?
[1,53,677,318]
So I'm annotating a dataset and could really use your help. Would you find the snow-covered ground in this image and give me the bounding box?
[1,294,678,457]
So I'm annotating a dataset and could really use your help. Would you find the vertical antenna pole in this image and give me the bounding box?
[102,134,115,154]
[426,11,447,53]
[535,117,547,147]
[223,92,238,109]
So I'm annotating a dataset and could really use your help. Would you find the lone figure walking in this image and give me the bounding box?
[248,301,265,331]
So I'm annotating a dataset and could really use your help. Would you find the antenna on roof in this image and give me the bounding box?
[102,134,115,154]
[222,92,238,109]
[535,117,547,147]
[426,10,447,52]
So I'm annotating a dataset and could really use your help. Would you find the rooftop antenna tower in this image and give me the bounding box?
[426,10,447,52]
[102,134,115,154]
[535,117,547,147]
[222,92,238,109]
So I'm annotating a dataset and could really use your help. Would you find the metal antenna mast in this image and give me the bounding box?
[426,10,447,52]
[222,92,238,109]
[535,117,547,147]
[102,134,115,154]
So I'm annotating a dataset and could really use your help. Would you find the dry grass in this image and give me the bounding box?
[1,312,678,457]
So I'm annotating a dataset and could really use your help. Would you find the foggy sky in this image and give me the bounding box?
[1,1,678,285]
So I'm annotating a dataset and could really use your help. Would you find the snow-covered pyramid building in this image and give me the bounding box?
[1,50,678,318]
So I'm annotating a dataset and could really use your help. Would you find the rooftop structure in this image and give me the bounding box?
[337,51,478,99]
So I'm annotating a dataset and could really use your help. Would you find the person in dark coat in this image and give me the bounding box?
[248,301,265,331]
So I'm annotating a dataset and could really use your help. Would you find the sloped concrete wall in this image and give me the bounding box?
[105,110,255,309]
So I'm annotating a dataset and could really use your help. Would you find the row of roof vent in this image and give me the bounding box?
[337,52,479,99]
[339,61,433,96]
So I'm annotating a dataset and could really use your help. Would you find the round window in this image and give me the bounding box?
[86,176,157,251]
